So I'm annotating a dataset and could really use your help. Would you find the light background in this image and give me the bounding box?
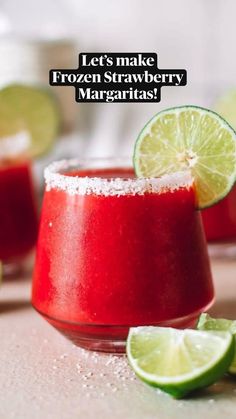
[0,0,235,160]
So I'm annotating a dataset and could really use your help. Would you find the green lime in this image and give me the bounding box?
[133,106,236,209]
[214,90,236,131]
[127,326,234,399]
[0,84,61,158]
[197,313,236,375]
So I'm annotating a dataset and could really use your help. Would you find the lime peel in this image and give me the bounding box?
[127,326,234,398]
[134,105,236,209]
[0,84,61,158]
[197,313,236,375]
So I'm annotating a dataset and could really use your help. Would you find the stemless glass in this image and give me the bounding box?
[201,185,236,258]
[32,158,214,353]
[0,157,38,275]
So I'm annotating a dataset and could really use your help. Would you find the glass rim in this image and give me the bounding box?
[0,131,31,161]
[44,157,193,196]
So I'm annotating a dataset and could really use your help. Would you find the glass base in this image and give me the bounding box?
[208,241,236,260]
[33,306,213,353]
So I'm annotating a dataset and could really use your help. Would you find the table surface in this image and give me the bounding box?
[0,258,236,419]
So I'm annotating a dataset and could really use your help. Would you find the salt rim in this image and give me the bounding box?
[0,131,30,159]
[44,159,193,196]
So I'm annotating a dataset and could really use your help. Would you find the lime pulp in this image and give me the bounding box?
[134,106,236,209]
[127,326,234,398]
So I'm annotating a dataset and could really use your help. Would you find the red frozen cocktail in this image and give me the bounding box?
[32,158,214,352]
[0,159,38,273]
[201,186,236,242]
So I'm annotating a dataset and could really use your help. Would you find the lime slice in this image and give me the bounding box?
[214,90,236,131]
[197,313,236,375]
[133,106,236,209]
[127,326,234,399]
[0,84,61,158]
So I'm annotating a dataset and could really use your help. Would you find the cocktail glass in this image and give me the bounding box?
[201,185,236,258]
[32,158,214,352]
[0,158,38,275]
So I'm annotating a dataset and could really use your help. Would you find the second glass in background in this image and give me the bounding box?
[202,185,236,258]
[0,158,38,275]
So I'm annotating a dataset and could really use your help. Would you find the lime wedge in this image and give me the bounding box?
[0,84,61,158]
[197,313,236,375]
[127,326,234,398]
[214,90,236,131]
[133,106,236,209]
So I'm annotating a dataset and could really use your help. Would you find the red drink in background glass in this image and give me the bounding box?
[32,158,214,353]
[201,186,236,242]
[0,159,38,273]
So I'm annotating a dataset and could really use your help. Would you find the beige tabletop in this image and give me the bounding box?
[0,257,236,419]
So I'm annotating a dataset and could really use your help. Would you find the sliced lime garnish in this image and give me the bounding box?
[127,326,234,398]
[197,313,236,375]
[133,106,236,209]
[214,90,236,131]
[0,84,61,158]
